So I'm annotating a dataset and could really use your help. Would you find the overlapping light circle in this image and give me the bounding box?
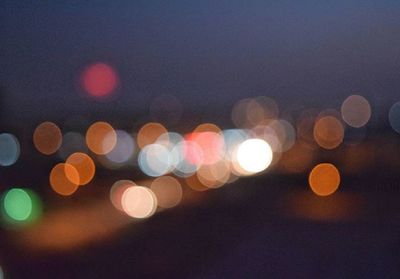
[121,186,157,219]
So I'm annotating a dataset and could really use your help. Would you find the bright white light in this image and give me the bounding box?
[236,139,273,174]
[121,186,157,219]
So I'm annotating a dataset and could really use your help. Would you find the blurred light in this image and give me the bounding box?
[138,144,172,177]
[197,160,230,188]
[185,174,209,192]
[110,180,136,211]
[171,140,202,177]
[0,266,3,279]
[193,123,222,134]
[66,152,95,186]
[150,176,183,208]
[150,94,183,125]
[318,108,342,120]
[222,129,248,153]
[313,116,344,150]
[0,133,20,166]
[231,98,252,128]
[185,132,225,165]
[2,188,42,225]
[86,122,117,155]
[296,109,319,149]
[309,163,340,196]
[341,95,371,128]
[156,132,183,150]
[17,199,132,251]
[252,119,296,153]
[137,122,167,149]
[246,96,279,126]
[49,163,79,196]
[232,97,278,128]
[236,139,273,174]
[105,130,135,164]
[81,62,118,98]
[33,122,62,155]
[389,101,400,133]
[122,186,157,219]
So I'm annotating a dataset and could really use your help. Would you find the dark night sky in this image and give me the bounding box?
[1,0,400,123]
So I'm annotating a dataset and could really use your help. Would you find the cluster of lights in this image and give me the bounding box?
[2,60,400,229]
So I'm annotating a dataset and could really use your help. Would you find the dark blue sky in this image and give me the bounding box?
[1,1,400,122]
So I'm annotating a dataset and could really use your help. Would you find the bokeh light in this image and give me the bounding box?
[313,116,344,150]
[110,180,136,211]
[49,163,80,196]
[66,152,95,186]
[122,186,157,219]
[309,163,340,196]
[137,122,167,149]
[197,160,230,188]
[236,139,273,174]
[193,123,222,134]
[341,95,371,128]
[2,188,42,225]
[232,97,279,128]
[81,62,119,98]
[296,109,319,149]
[105,130,135,164]
[138,144,172,177]
[171,140,202,177]
[150,176,183,209]
[86,122,117,155]
[33,122,62,155]
[156,132,183,150]
[389,101,400,133]
[185,174,209,192]
[0,133,20,166]
[185,132,225,165]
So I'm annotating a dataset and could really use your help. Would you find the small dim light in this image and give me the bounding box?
[150,176,183,208]
[341,95,371,128]
[33,122,62,155]
[313,116,344,150]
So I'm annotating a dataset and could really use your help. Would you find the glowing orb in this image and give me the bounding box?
[121,186,157,219]
[309,163,340,196]
[81,62,118,98]
[236,139,273,174]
